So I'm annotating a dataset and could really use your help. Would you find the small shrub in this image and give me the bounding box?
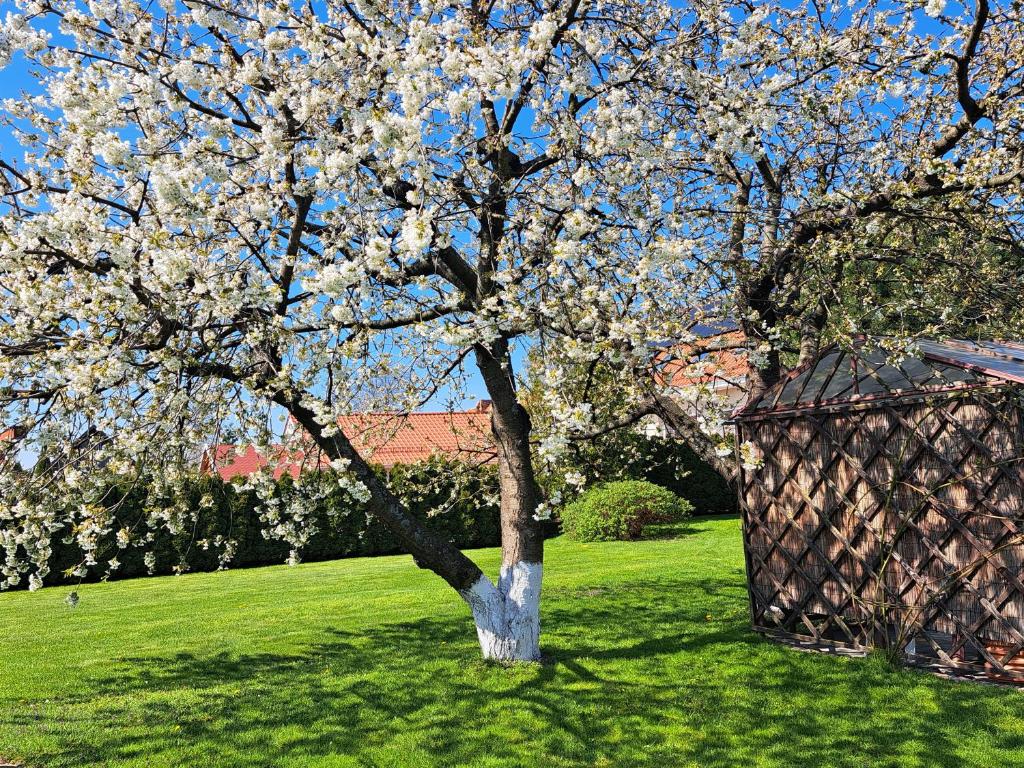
[559,480,692,542]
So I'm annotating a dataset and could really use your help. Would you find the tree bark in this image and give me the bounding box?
[798,301,828,366]
[468,339,545,661]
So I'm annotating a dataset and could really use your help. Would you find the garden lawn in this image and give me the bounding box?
[2,516,1024,768]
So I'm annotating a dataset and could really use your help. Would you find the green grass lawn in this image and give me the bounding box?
[2,516,1024,767]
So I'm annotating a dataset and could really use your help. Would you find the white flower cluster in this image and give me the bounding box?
[0,11,49,69]
[252,476,323,566]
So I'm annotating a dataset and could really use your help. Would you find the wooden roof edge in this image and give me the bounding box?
[729,340,853,419]
[732,380,1014,423]
[733,335,1024,419]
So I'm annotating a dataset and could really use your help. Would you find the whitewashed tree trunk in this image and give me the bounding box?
[461,561,543,661]
[469,340,547,661]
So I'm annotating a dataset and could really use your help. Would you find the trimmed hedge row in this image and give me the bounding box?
[641,439,737,515]
[39,434,734,586]
[45,458,503,585]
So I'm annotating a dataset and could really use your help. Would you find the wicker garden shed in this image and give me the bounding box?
[733,337,1024,681]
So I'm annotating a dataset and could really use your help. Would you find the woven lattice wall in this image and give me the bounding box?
[737,386,1024,680]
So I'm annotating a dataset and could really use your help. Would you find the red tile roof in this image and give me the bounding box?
[658,331,751,389]
[337,407,494,469]
[201,444,311,481]
[0,426,25,454]
[205,401,495,481]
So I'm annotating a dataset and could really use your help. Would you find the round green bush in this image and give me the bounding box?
[559,480,693,542]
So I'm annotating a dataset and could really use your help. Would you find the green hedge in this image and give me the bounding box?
[44,457,502,586]
[540,433,736,517]
[34,434,734,588]
[560,480,693,542]
[640,439,737,515]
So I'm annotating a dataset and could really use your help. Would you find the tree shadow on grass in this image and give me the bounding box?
[5,574,1024,768]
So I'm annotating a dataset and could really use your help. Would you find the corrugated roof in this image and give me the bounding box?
[648,309,740,349]
[206,402,495,480]
[736,337,1024,418]
[917,339,1024,385]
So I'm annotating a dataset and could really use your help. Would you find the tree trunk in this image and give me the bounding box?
[798,298,828,366]
[460,560,543,661]
[276,377,544,662]
[470,340,545,661]
[280,393,484,587]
